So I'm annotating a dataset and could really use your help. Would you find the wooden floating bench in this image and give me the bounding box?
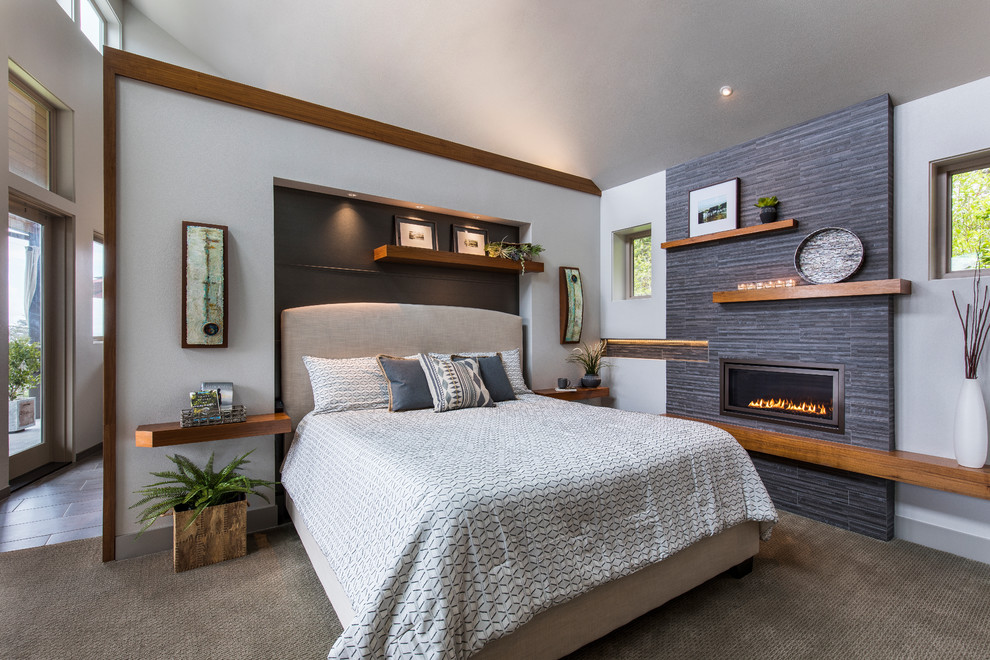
[667,414,990,500]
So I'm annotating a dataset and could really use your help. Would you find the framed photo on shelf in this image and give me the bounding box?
[688,178,739,238]
[394,216,438,250]
[181,221,228,348]
[451,225,489,256]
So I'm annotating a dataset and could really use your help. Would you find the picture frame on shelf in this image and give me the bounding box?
[688,178,739,238]
[451,225,489,256]
[394,216,438,250]
[181,221,228,348]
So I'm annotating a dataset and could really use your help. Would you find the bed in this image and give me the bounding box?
[279,302,777,660]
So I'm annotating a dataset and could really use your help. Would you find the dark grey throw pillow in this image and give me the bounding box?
[454,353,517,402]
[375,355,434,411]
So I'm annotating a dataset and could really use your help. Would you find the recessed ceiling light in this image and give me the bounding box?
[719,86,733,97]
[415,205,424,209]
[347,193,358,197]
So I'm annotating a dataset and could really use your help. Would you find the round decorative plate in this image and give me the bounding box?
[794,227,864,284]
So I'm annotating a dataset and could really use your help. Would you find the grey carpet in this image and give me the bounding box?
[1,513,988,659]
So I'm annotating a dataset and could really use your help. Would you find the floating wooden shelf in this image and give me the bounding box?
[713,278,911,303]
[668,415,990,500]
[660,219,797,250]
[533,386,610,401]
[135,412,292,448]
[373,245,544,273]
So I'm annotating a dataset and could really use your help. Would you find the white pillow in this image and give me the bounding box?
[302,355,389,413]
[428,347,530,395]
[418,354,495,412]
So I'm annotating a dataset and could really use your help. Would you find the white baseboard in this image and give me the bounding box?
[115,504,279,560]
[896,515,990,565]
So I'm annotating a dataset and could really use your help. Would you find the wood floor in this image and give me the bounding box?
[0,454,102,552]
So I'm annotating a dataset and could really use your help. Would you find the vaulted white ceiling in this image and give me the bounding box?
[127,0,990,190]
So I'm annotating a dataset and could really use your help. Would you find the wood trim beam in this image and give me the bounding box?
[102,48,601,196]
[669,415,990,500]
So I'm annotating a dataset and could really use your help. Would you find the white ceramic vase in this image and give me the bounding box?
[954,378,988,468]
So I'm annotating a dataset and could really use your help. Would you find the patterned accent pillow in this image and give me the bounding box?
[418,354,495,412]
[453,354,516,402]
[302,355,389,413]
[429,347,530,395]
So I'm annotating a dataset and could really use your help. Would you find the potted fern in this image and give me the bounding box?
[132,450,279,572]
[8,337,41,433]
[566,340,609,388]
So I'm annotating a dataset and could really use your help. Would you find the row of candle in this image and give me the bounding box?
[737,279,796,290]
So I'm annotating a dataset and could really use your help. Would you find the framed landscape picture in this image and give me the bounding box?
[182,221,228,348]
[452,225,488,256]
[688,178,739,237]
[394,216,438,250]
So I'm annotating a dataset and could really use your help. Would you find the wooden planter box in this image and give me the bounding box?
[172,498,247,572]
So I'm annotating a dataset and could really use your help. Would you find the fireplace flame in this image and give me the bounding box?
[747,397,830,417]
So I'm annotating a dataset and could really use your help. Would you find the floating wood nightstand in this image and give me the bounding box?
[135,412,291,448]
[533,387,610,401]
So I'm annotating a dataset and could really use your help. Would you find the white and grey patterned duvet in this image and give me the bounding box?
[281,394,777,660]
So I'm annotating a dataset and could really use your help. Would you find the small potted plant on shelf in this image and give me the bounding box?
[566,339,609,388]
[754,196,780,224]
[484,240,545,274]
[132,450,279,572]
[8,337,41,433]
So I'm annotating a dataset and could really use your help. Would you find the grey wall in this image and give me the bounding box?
[665,96,896,539]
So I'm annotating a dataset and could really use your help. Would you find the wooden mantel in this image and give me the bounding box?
[668,415,990,500]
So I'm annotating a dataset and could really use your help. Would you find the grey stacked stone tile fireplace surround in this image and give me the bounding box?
[665,95,895,540]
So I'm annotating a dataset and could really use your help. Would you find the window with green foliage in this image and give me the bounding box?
[933,151,990,277]
[630,231,652,297]
[950,167,990,269]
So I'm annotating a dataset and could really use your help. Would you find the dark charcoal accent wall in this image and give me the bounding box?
[665,95,896,539]
[273,186,521,396]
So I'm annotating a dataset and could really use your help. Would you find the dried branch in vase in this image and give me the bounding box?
[953,267,990,379]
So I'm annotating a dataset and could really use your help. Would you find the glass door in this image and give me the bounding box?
[8,206,50,477]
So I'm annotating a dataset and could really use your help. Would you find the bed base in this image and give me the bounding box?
[288,495,759,660]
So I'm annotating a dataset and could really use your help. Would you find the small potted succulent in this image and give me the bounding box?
[132,450,279,571]
[566,340,609,388]
[754,196,780,224]
[8,337,41,433]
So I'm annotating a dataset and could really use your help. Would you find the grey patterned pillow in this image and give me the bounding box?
[428,347,530,394]
[302,355,389,413]
[418,354,495,412]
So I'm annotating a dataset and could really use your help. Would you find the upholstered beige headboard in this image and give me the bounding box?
[280,302,524,431]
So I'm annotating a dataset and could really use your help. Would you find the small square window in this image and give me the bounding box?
[612,224,652,300]
[932,151,990,278]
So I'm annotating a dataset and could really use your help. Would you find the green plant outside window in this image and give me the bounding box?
[632,234,651,297]
[950,167,990,271]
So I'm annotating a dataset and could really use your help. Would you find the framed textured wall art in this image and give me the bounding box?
[182,221,228,348]
[559,266,584,344]
[688,177,739,237]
